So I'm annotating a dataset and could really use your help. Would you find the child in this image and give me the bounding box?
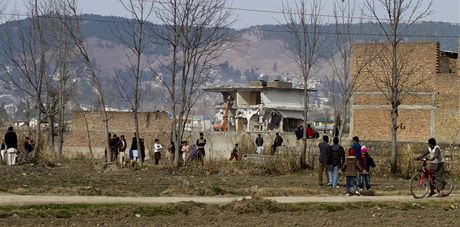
[229,143,239,161]
[181,141,190,166]
[341,148,363,196]
[360,146,376,191]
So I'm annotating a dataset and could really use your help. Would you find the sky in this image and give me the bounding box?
[4,0,460,28]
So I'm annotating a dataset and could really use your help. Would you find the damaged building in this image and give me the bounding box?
[205,80,315,132]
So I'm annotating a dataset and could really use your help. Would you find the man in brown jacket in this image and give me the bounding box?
[341,148,362,196]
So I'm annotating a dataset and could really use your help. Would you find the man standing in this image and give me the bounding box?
[119,135,127,166]
[306,124,315,139]
[271,133,283,155]
[255,134,264,154]
[4,126,18,166]
[318,135,331,186]
[153,139,163,165]
[328,137,345,189]
[351,136,362,190]
[196,132,207,161]
[295,126,304,140]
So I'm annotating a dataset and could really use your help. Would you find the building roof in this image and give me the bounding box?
[204,85,315,93]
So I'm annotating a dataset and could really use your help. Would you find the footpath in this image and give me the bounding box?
[0,194,458,206]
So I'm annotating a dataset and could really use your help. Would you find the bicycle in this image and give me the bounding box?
[409,158,454,199]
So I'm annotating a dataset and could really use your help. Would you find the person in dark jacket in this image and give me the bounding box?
[271,133,283,155]
[341,148,363,196]
[130,133,139,162]
[255,134,264,154]
[318,135,331,186]
[140,138,145,164]
[328,137,345,189]
[295,126,304,140]
[351,136,362,190]
[4,126,18,166]
[359,146,376,191]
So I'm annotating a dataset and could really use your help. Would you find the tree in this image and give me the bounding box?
[281,0,322,168]
[113,0,154,164]
[326,0,372,142]
[60,0,113,163]
[0,0,61,161]
[153,0,235,167]
[364,0,433,173]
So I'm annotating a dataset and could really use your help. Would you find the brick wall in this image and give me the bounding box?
[63,111,172,157]
[351,41,460,144]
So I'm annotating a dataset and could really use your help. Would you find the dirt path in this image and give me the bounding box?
[0,194,458,206]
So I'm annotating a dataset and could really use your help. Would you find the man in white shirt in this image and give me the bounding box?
[153,139,163,165]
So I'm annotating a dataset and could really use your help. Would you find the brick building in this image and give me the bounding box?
[350,41,460,144]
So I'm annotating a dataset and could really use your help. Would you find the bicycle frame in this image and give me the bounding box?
[417,159,435,187]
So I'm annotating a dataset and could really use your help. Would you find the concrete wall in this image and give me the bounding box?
[262,90,304,109]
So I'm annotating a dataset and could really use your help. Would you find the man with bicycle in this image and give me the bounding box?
[417,138,445,197]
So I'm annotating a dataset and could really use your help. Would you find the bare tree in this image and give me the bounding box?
[60,0,112,163]
[281,0,322,168]
[364,0,433,173]
[153,0,235,167]
[326,0,372,142]
[113,0,154,164]
[0,0,61,161]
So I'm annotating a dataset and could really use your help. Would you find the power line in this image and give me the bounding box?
[139,0,460,25]
[0,11,458,39]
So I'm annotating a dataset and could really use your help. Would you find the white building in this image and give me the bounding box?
[205,80,315,132]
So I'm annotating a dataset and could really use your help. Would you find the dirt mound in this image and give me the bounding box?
[224,197,283,214]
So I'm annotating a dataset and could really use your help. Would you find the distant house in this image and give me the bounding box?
[204,80,315,132]
[313,118,335,133]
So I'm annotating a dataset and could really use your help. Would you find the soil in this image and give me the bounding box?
[0,199,458,226]
[1,160,448,197]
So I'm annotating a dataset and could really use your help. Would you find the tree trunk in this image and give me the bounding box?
[33,115,42,161]
[390,106,398,173]
[301,80,309,168]
[82,112,94,159]
[47,114,56,161]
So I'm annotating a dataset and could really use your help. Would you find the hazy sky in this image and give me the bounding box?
[5,0,460,28]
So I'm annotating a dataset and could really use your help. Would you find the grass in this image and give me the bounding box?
[0,199,457,219]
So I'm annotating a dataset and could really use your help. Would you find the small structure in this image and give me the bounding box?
[205,80,315,132]
[313,118,335,133]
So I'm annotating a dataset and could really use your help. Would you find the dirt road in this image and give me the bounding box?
[0,194,458,206]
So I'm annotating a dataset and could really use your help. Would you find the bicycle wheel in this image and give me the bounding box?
[439,171,454,197]
[410,172,429,199]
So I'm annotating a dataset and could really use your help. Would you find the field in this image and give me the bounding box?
[0,160,458,226]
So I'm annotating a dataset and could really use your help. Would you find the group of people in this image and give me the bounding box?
[295,124,319,140]
[170,133,207,166]
[1,127,34,166]
[318,136,376,196]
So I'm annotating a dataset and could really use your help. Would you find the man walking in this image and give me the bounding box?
[196,133,207,161]
[255,134,264,154]
[318,135,331,186]
[4,126,18,166]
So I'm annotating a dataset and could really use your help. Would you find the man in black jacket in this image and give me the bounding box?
[255,134,264,154]
[328,137,345,188]
[318,135,331,186]
[4,126,18,166]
